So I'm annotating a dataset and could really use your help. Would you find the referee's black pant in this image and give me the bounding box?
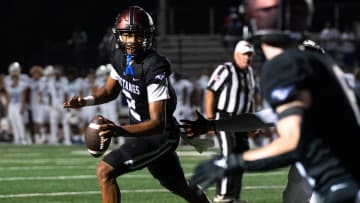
[215,112,249,200]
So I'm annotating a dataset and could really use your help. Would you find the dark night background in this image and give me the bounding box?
[1,0,360,74]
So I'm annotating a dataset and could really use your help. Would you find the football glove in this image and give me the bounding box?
[179,110,215,138]
[190,154,245,191]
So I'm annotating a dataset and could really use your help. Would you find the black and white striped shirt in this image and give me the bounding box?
[207,62,256,115]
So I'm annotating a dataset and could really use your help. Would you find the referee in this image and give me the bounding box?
[205,40,256,203]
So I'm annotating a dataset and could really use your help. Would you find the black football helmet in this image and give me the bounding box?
[243,0,313,45]
[302,39,325,54]
[113,6,155,57]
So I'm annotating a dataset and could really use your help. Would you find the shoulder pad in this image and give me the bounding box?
[142,51,171,74]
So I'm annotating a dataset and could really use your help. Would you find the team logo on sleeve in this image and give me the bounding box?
[155,73,166,81]
[155,73,166,80]
[271,85,295,102]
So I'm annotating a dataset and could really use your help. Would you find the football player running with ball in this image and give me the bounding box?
[64,6,210,203]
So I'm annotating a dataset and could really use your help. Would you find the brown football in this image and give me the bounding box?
[85,115,112,158]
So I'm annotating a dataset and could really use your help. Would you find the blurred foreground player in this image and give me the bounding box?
[181,0,360,202]
[64,5,210,203]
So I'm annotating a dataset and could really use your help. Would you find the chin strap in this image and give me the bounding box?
[125,55,134,76]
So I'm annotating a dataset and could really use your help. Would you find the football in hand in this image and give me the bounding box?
[85,115,112,158]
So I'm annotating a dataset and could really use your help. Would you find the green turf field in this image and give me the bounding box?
[0,143,288,203]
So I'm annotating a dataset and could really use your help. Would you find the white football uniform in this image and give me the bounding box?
[80,77,98,123]
[5,77,29,144]
[5,74,30,124]
[29,77,47,124]
[67,77,84,124]
[169,76,194,121]
[95,76,120,126]
[47,77,71,145]
[95,74,123,145]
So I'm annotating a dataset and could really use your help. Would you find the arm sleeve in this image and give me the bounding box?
[110,66,120,81]
[147,79,170,103]
[144,56,172,103]
[214,111,275,132]
[226,149,299,175]
[243,150,299,171]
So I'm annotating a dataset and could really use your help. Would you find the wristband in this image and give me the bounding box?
[209,120,216,132]
[83,96,95,106]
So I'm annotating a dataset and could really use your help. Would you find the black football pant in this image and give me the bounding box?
[216,130,249,200]
[102,131,186,190]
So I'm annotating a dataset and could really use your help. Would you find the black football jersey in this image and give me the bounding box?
[260,49,360,192]
[109,46,177,126]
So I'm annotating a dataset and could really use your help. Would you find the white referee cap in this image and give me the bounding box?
[234,40,254,54]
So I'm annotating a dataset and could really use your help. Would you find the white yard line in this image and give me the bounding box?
[0,191,100,198]
[0,171,287,181]
[0,159,95,164]
[1,152,43,157]
[0,165,95,171]
[0,150,215,165]
[0,163,212,170]
[0,185,285,198]
[0,164,288,176]
[0,175,95,181]
[71,150,217,156]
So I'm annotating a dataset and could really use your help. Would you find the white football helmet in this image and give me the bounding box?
[44,65,55,77]
[8,61,21,76]
[96,65,111,77]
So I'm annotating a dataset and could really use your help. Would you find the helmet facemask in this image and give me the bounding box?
[113,29,153,58]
